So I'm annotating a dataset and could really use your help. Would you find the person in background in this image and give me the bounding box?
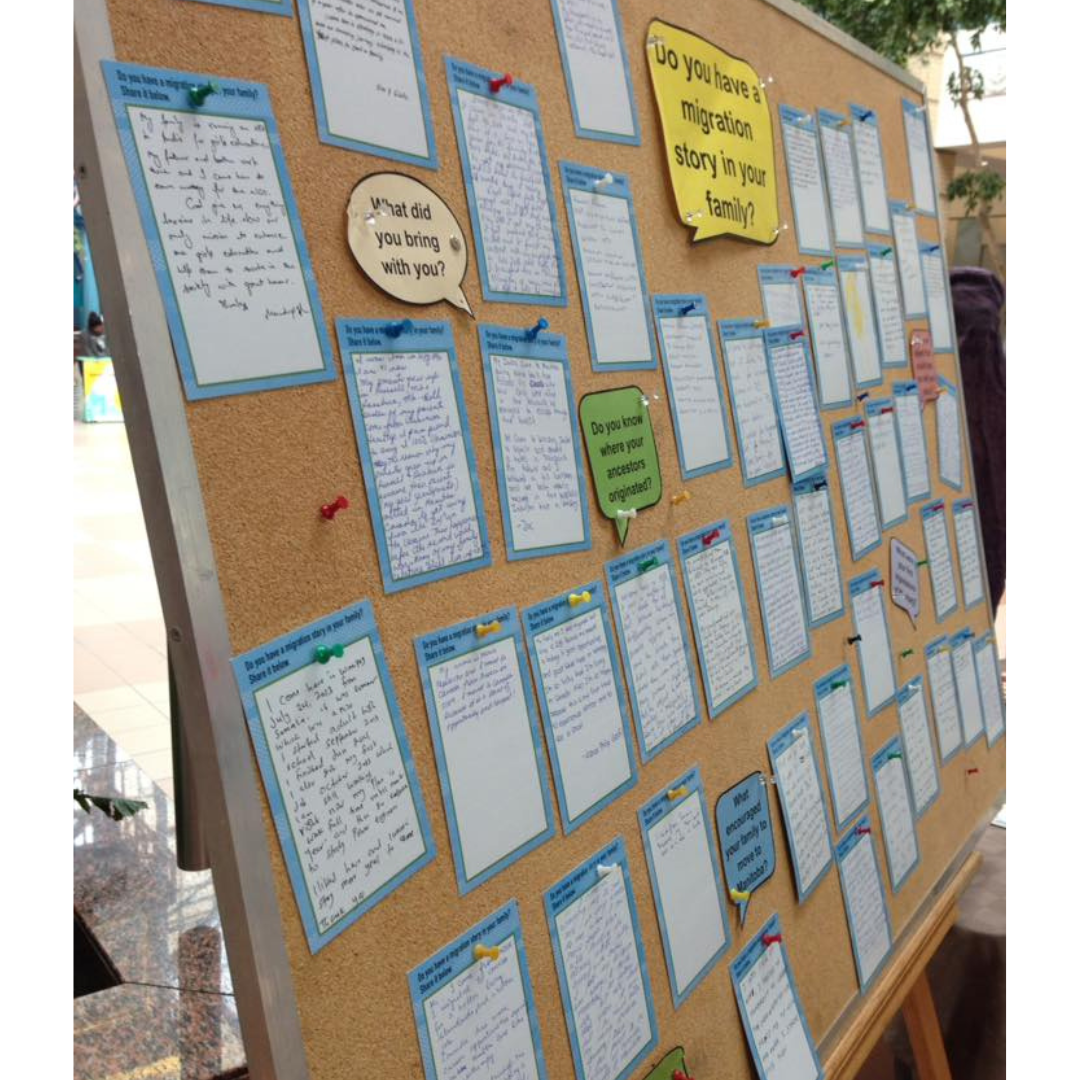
[77,312,109,357]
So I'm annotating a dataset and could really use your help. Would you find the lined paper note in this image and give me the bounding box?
[819,111,864,246]
[568,183,652,366]
[954,502,985,607]
[780,106,831,254]
[873,743,919,891]
[922,502,958,619]
[837,825,891,988]
[936,382,963,489]
[680,525,756,715]
[793,476,843,626]
[839,257,883,388]
[760,272,805,329]
[353,349,485,584]
[894,382,930,501]
[299,0,432,162]
[890,203,926,316]
[551,0,637,140]
[765,332,827,482]
[489,351,585,552]
[814,671,868,830]
[834,421,881,559]
[719,325,785,484]
[656,305,730,474]
[921,246,954,351]
[867,402,907,527]
[897,679,939,816]
[926,640,963,762]
[974,637,1005,745]
[903,100,937,215]
[851,574,896,715]
[850,107,890,233]
[951,631,985,746]
[771,717,832,898]
[750,510,810,677]
[802,267,852,408]
[867,249,907,367]
[528,599,633,826]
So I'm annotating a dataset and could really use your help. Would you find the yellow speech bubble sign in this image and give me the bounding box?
[346,173,473,315]
[645,20,779,244]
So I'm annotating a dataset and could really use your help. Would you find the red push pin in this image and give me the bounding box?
[789,328,806,339]
[966,767,980,776]
[871,579,885,589]
[489,73,513,93]
[320,495,349,521]
[790,266,807,278]
[673,1071,694,1080]
[762,933,783,947]
[702,528,721,547]
[856,826,871,835]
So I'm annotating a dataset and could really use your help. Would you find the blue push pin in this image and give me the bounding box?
[680,302,697,316]
[525,318,548,341]
[385,319,413,339]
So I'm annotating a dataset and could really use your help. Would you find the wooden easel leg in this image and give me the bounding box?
[901,971,952,1080]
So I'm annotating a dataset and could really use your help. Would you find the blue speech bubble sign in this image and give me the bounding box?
[716,772,776,926]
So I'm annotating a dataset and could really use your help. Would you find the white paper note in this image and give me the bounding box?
[951,638,985,746]
[954,506,985,607]
[923,509,957,619]
[922,250,954,351]
[803,278,852,407]
[926,649,963,761]
[490,352,584,552]
[782,117,831,253]
[894,390,931,500]
[769,340,827,480]
[817,683,868,828]
[614,566,697,754]
[775,733,832,894]
[867,254,907,366]
[875,755,918,889]
[752,520,810,674]
[867,408,907,526]
[820,122,864,245]
[659,314,729,472]
[762,280,805,330]
[891,211,926,316]
[903,106,937,215]
[533,609,632,823]
[793,483,843,625]
[898,684,939,815]
[570,188,651,365]
[723,334,785,481]
[936,388,963,490]
[428,637,549,881]
[975,643,1005,744]
[836,427,881,557]
[838,835,891,986]
[458,89,561,297]
[840,262,883,387]
[853,584,895,714]
[354,351,484,583]
[851,116,890,234]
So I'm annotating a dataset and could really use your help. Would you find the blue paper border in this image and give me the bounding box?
[336,318,492,594]
[893,381,931,503]
[866,243,907,368]
[230,601,435,954]
[478,322,591,561]
[920,499,959,622]
[445,56,567,306]
[832,417,883,561]
[952,498,986,609]
[812,665,870,834]
[100,60,336,401]
[415,608,555,894]
[561,162,657,371]
[835,816,893,990]
[866,396,909,529]
[638,768,732,1008]
[778,105,832,258]
[817,107,866,248]
[652,294,734,479]
[871,735,922,894]
[919,242,956,352]
[974,632,1006,748]
[544,837,659,1080]
[837,254,884,390]
[801,265,855,411]
[408,899,550,1080]
[896,676,941,818]
[902,99,938,218]
[888,199,929,318]
[792,472,846,629]
[522,583,638,834]
[757,265,807,329]
[848,104,892,236]
[763,326,829,485]
[924,635,963,765]
[677,519,759,717]
[182,0,292,14]
[950,627,986,749]
[849,568,897,717]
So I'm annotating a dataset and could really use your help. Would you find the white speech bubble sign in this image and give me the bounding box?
[346,173,473,316]
[890,538,920,624]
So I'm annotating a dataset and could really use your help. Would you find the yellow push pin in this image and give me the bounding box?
[474,943,500,962]
[730,888,751,902]
[475,620,501,638]
[671,490,691,506]
[753,318,771,329]
[666,786,689,801]
[568,591,592,608]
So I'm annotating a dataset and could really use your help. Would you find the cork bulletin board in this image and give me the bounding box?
[83,0,1005,1076]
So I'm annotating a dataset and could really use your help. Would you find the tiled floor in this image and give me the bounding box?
[74,420,173,796]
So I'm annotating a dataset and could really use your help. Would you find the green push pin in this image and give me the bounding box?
[888,751,903,761]
[830,680,849,690]
[820,259,835,270]
[638,557,660,573]
[881,247,893,256]
[916,559,929,567]
[900,648,914,659]
[188,82,218,108]
[315,643,345,665]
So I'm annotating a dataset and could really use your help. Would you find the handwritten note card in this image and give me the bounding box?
[836,820,892,989]
[550,0,639,143]
[902,99,937,216]
[102,62,334,400]
[338,319,490,593]
[936,377,964,490]
[838,255,883,389]
[849,105,890,234]
[921,500,958,621]
[409,901,547,1080]
[607,541,701,761]
[950,628,985,748]
[867,245,907,367]
[953,500,985,608]
[779,106,831,256]
[893,381,931,502]
[974,633,1006,747]
[866,398,908,529]
[897,677,940,817]
[524,585,637,833]
[653,295,732,478]
[872,737,920,892]
[792,473,844,628]
[447,57,565,304]
[813,667,869,833]
[833,418,882,561]
[889,201,927,317]
[731,915,823,1080]
[639,769,730,1006]
[545,839,658,1080]
[818,108,864,247]
[563,163,655,369]
[295,0,436,166]
[764,328,828,483]
[231,602,434,953]
[758,266,805,330]
[925,636,963,763]
[920,243,955,352]
[416,611,554,893]
[718,320,786,486]
[749,507,811,678]
[479,324,589,560]
[802,265,853,409]
[678,521,758,717]
[850,570,897,717]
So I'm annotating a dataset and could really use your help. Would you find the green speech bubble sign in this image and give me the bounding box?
[579,386,662,544]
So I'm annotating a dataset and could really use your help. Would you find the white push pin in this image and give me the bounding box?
[759,75,775,90]
[615,507,637,520]
[647,34,665,47]
[597,862,618,877]
[593,172,614,190]
[684,209,703,224]
[772,222,789,238]
[640,391,660,408]
[760,774,779,786]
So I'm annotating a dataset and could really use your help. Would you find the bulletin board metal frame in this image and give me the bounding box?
[73,0,1002,1077]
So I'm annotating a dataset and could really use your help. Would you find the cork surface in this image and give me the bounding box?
[104,1,1004,1076]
